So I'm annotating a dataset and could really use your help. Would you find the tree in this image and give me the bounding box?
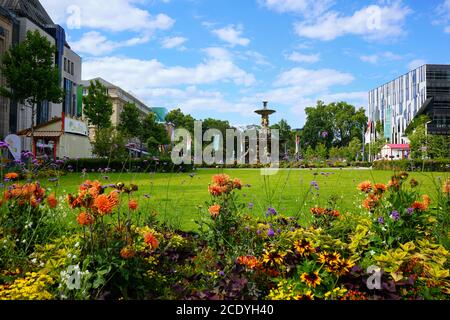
[141,113,170,155]
[165,108,195,133]
[118,102,142,138]
[92,127,128,159]
[0,30,63,142]
[83,80,113,131]
[348,137,362,161]
[271,119,292,154]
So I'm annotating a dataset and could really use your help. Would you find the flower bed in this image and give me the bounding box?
[0,171,449,300]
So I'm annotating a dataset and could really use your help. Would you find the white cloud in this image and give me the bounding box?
[82,48,255,89]
[243,51,272,66]
[41,0,174,32]
[212,25,250,47]
[408,59,427,70]
[360,51,403,64]
[294,2,412,41]
[261,0,335,17]
[287,51,320,63]
[71,31,149,56]
[161,36,187,49]
[274,67,354,89]
[360,55,379,64]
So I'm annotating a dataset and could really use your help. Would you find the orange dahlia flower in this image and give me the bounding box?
[5,172,19,180]
[93,194,114,216]
[357,181,372,193]
[209,204,221,218]
[47,193,58,208]
[212,174,230,186]
[120,246,136,259]
[144,233,159,250]
[128,199,138,211]
[77,212,95,226]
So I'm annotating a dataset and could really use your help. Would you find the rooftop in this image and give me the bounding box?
[0,0,54,27]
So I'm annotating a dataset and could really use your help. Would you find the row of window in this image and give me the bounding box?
[64,57,75,76]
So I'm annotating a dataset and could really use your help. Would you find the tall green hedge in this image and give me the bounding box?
[372,159,450,172]
[65,157,193,173]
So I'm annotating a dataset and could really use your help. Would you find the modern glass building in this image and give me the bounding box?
[367,64,450,144]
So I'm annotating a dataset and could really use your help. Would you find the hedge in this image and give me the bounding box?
[64,157,193,173]
[372,159,450,172]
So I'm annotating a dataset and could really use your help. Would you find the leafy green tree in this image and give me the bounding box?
[118,102,142,138]
[165,108,195,133]
[301,101,333,150]
[83,80,113,131]
[92,127,128,159]
[271,119,292,154]
[304,145,316,162]
[0,30,63,140]
[315,143,327,161]
[142,113,170,155]
[348,137,362,161]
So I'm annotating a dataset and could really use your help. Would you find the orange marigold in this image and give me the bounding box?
[47,193,58,208]
[362,193,380,211]
[93,194,114,216]
[236,256,259,269]
[77,212,95,226]
[209,204,221,218]
[411,201,427,212]
[30,196,39,208]
[443,179,450,194]
[128,199,138,211]
[208,184,227,196]
[144,233,159,250]
[422,195,431,207]
[232,178,242,190]
[5,172,19,180]
[120,246,136,259]
[212,174,230,186]
[357,181,372,193]
[373,183,387,194]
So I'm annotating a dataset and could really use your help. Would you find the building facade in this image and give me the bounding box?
[0,5,18,139]
[0,0,83,151]
[81,77,153,131]
[367,64,450,144]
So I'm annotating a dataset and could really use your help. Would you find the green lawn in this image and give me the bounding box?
[51,168,446,231]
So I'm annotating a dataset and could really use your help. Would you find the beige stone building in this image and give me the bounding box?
[81,77,153,139]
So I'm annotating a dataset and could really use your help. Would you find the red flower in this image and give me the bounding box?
[128,199,138,211]
[357,181,372,193]
[120,246,136,259]
[144,233,159,250]
[47,193,58,208]
[208,204,221,218]
[77,212,95,226]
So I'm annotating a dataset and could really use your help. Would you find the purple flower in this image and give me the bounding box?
[0,141,9,148]
[267,229,275,237]
[277,228,282,234]
[248,203,254,210]
[310,180,319,190]
[266,207,277,217]
[218,271,225,276]
[4,178,10,182]
[391,210,400,221]
[377,217,385,225]
[407,208,414,215]
[321,131,329,138]
[256,230,262,235]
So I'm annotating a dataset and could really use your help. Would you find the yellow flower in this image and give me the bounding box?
[300,271,322,288]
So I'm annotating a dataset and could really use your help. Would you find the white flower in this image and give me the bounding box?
[40,262,44,267]
[72,255,77,260]
[31,258,37,264]
[370,250,376,256]
[74,242,80,248]
[67,253,72,258]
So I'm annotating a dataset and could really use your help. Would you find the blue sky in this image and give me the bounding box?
[41,0,450,128]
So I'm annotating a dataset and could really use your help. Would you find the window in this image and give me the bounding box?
[71,62,74,76]
[64,58,67,72]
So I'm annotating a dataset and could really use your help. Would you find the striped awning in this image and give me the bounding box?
[18,130,63,138]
